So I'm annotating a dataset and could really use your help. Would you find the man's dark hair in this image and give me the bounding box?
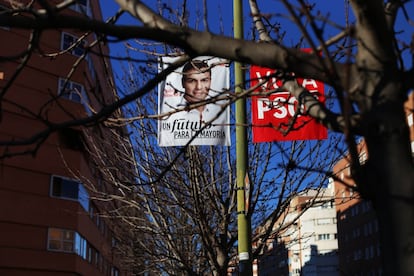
[182,60,211,78]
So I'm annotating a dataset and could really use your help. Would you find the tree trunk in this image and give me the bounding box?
[363,101,414,275]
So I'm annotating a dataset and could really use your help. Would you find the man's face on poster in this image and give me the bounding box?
[182,69,211,103]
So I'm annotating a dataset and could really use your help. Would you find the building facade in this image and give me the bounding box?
[0,1,133,275]
[257,185,339,276]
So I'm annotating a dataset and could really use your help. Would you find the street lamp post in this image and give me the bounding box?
[233,0,252,275]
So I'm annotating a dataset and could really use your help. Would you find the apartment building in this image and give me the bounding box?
[256,184,339,276]
[0,1,133,275]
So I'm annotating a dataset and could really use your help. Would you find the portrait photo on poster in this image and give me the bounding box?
[158,56,231,147]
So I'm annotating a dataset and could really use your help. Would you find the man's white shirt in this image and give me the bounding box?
[159,97,230,146]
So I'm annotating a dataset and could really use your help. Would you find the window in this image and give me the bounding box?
[89,203,95,219]
[74,231,88,259]
[370,245,375,259]
[87,244,99,264]
[354,204,359,216]
[318,233,330,240]
[352,227,361,239]
[0,5,10,30]
[111,267,120,276]
[61,32,85,56]
[349,187,354,197]
[69,0,91,16]
[316,218,331,225]
[96,250,103,271]
[78,184,90,211]
[86,54,96,80]
[47,227,117,272]
[48,228,74,252]
[59,78,85,103]
[353,249,363,261]
[58,78,91,113]
[411,141,414,155]
[374,219,379,232]
[111,236,119,248]
[376,243,381,256]
[50,175,90,211]
[359,151,367,164]
[48,228,88,259]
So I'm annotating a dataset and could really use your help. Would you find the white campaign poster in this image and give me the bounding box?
[158,56,231,146]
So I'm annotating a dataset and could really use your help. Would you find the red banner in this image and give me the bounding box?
[250,65,327,142]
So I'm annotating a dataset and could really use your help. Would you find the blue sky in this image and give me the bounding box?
[99,0,413,125]
[99,1,413,121]
[96,1,412,217]
[100,0,413,62]
[99,1,349,83]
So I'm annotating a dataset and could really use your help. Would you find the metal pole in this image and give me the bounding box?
[233,0,252,275]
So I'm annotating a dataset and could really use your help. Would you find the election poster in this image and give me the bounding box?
[158,56,231,146]
[250,65,327,142]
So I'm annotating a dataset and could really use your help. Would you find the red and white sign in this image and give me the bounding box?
[250,65,327,142]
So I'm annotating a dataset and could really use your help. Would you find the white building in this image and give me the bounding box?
[257,183,339,276]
